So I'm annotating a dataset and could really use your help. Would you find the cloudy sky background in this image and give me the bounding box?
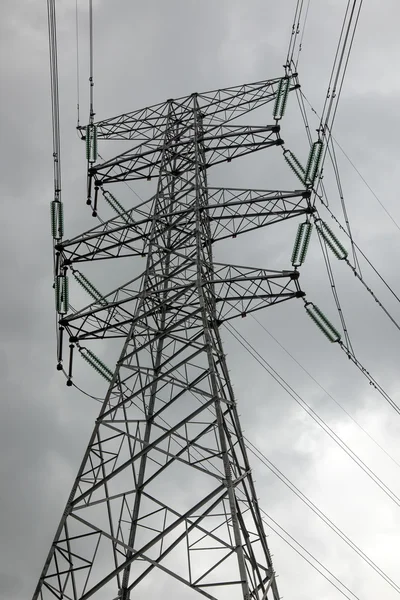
[2,1,400,599]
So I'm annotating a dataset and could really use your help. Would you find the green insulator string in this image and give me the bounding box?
[93,127,97,159]
[284,149,305,184]
[305,302,341,343]
[273,77,290,120]
[72,269,107,305]
[283,142,323,188]
[299,223,312,265]
[50,200,64,239]
[80,347,114,382]
[103,190,131,223]
[291,222,313,267]
[304,140,323,186]
[316,219,348,260]
[86,124,97,163]
[291,226,302,265]
[55,275,69,314]
[85,126,90,160]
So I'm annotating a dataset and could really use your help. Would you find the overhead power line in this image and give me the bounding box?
[75,0,81,127]
[261,511,361,600]
[300,90,400,239]
[246,439,400,594]
[250,314,400,471]
[293,72,400,379]
[88,0,95,123]
[225,321,400,508]
[285,0,304,72]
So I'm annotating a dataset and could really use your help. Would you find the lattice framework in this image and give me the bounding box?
[34,76,311,600]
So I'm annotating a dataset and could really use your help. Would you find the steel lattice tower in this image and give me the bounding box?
[35,78,313,600]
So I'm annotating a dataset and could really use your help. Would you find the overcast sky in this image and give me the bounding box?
[2,1,400,599]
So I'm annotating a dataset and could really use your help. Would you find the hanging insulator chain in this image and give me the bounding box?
[55,275,69,314]
[50,200,64,239]
[80,347,114,382]
[284,142,323,188]
[291,222,313,267]
[283,149,305,184]
[273,77,290,120]
[86,124,98,163]
[73,270,108,305]
[304,140,323,186]
[103,190,132,223]
[305,302,341,342]
[316,219,348,260]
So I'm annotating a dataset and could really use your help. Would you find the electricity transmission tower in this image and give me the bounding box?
[35,77,313,600]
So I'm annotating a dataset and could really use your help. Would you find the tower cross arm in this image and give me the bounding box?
[56,209,152,263]
[57,187,312,266]
[90,77,297,141]
[91,125,282,185]
[205,187,312,242]
[87,101,170,141]
[207,264,304,323]
[60,278,201,342]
